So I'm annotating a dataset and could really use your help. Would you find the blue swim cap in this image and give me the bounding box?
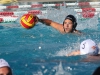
[63,15,77,29]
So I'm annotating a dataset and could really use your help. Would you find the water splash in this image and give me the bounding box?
[44,2,77,24]
[33,71,43,75]
[55,62,71,75]
[55,42,80,56]
[77,14,99,30]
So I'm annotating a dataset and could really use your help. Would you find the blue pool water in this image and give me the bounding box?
[0,6,100,75]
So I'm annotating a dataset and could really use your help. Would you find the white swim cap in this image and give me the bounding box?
[0,59,10,68]
[80,39,99,55]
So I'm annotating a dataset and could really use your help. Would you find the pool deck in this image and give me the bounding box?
[18,0,76,2]
[18,0,99,2]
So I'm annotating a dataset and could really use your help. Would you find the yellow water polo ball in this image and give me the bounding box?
[20,14,36,29]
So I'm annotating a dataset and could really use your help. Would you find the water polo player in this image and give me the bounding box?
[38,14,80,34]
[0,59,12,75]
[67,39,100,62]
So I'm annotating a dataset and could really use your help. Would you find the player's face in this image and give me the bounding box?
[0,67,12,75]
[63,19,73,33]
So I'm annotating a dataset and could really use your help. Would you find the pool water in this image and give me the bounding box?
[0,6,100,75]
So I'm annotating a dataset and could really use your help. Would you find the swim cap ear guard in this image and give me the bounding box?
[73,22,77,30]
[63,15,77,31]
[88,46,99,56]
